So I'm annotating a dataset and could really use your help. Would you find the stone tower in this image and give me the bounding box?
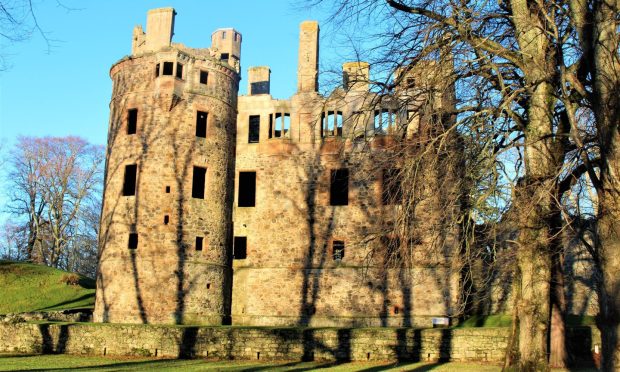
[94,8,241,325]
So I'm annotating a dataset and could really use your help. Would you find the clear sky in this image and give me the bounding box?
[0,0,339,147]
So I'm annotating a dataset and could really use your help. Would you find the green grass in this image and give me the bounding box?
[0,354,504,371]
[0,354,598,371]
[457,314,596,328]
[456,314,512,328]
[0,261,95,314]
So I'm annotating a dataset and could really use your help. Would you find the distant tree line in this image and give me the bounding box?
[1,136,104,278]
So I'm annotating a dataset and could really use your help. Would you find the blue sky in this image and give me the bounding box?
[0,0,339,147]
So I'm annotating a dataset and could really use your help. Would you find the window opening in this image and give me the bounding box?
[192,166,207,199]
[269,113,290,138]
[127,109,138,135]
[238,171,256,207]
[233,236,247,259]
[200,70,208,85]
[374,109,392,134]
[176,63,183,79]
[333,240,345,261]
[220,53,229,62]
[248,115,260,143]
[128,233,138,249]
[196,111,208,138]
[155,63,160,77]
[382,168,403,205]
[123,164,137,196]
[162,62,174,75]
[164,215,169,225]
[322,111,343,137]
[222,31,227,39]
[330,169,349,206]
[383,236,402,261]
[196,236,203,251]
[165,186,171,193]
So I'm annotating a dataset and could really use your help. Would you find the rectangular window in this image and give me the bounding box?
[127,109,138,135]
[221,53,229,62]
[330,169,349,206]
[122,164,137,196]
[382,168,403,205]
[238,171,256,207]
[196,236,203,251]
[128,233,138,249]
[163,61,174,75]
[233,236,247,259]
[248,115,260,143]
[196,111,208,138]
[176,63,183,79]
[155,63,160,77]
[322,111,343,137]
[192,166,207,199]
[333,240,345,261]
[374,109,392,134]
[200,70,209,85]
[164,215,169,225]
[383,236,402,261]
[268,114,273,139]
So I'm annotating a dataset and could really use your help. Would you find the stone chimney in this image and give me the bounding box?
[342,61,370,91]
[145,8,175,51]
[297,21,319,93]
[247,66,271,95]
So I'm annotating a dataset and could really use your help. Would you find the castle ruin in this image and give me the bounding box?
[94,7,464,327]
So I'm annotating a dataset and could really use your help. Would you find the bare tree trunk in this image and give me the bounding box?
[590,1,620,369]
[515,180,553,371]
[549,226,569,369]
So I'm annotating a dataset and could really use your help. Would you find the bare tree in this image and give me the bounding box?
[4,136,103,276]
[307,0,617,368]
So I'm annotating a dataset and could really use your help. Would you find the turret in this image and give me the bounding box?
[95,8,239,326]
[211,28,242,71]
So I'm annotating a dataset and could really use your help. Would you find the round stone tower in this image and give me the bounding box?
[94,8,241,325]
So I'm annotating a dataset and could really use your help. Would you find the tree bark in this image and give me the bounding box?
[549,226,569,369]
[515,179,553,371]
[590,1,620,370]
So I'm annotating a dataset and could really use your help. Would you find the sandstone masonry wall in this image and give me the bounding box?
[0,323,600,363]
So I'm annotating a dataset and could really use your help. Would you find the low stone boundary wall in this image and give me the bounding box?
[0,323,600,363]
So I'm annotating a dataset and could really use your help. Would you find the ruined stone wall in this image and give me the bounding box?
[231,79,462,327]
[95,28,240,324]
[0,323,600,363]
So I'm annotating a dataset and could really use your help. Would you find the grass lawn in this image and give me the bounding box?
[0,261,95,314]
[0,354,505,371]
[0,354,598,372]
[457,314,596,328]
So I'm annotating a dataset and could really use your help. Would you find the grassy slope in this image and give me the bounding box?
[0,261,95,314]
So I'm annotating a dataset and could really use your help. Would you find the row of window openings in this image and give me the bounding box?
[127,108,413,141]
[123,166,401,206]
[126,109,208,138]
[246,110,414,144]
[220,30,240,42]
[130,233,344,264]
[154,62,210,85]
